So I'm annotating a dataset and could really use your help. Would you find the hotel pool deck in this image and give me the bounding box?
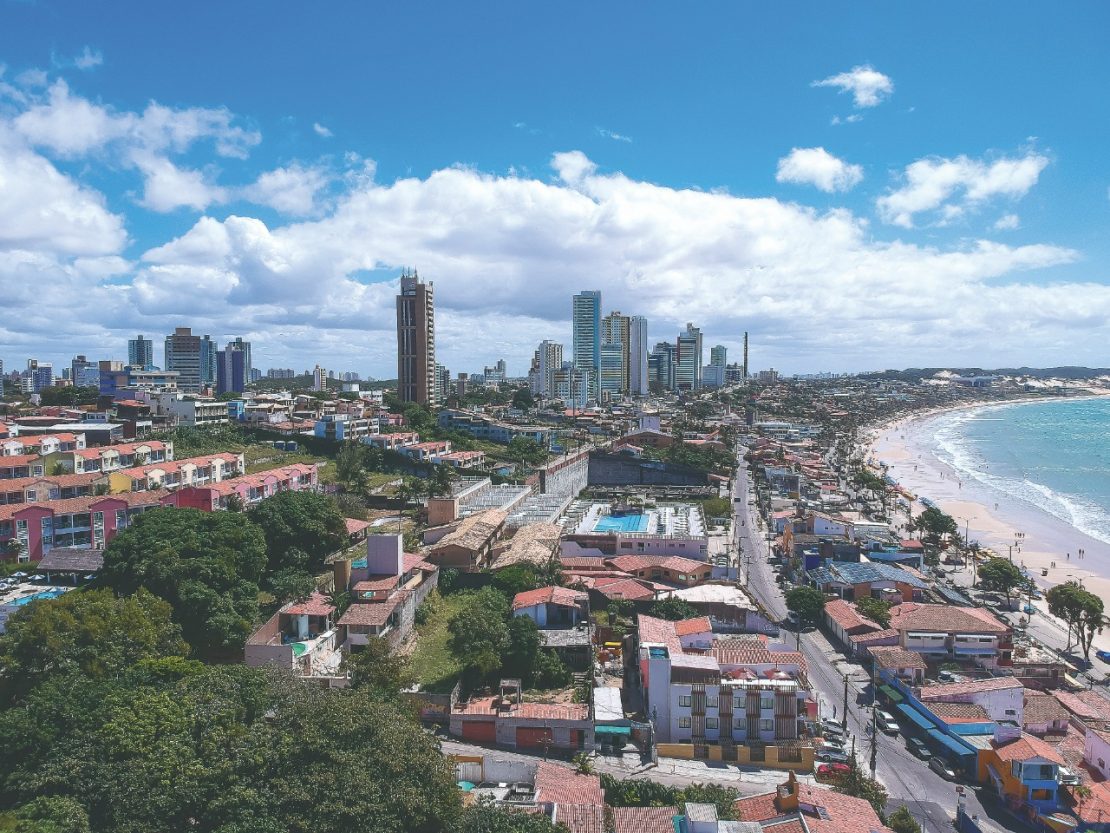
[573,502,705,537]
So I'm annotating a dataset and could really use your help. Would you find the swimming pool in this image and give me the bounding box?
[10,588,68,606]
[593,513,650,533]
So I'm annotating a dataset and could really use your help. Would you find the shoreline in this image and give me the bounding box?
[867,394,1110,653]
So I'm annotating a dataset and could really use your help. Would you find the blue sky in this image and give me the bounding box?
[1,1,1109,377]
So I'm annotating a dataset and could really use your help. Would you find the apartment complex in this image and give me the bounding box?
[572,290,601,399]
[164,327,217,392]
[127,335,154,369]
[396,270,437,405]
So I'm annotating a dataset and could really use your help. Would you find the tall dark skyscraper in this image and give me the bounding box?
[165,327,216,393]
[128,335,154,369]
[217,337,252,394]
[396,270,436,405]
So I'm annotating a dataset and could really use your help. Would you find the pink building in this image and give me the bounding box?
[164,463,319,511]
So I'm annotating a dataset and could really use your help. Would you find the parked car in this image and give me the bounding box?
[818,739,847,753]
[907,737,931,759]
[821,723,846,738]
[1095,650,1110,664]
[817,749,851,764]
[817,763,851,779]
[929,757,958,780]
[937,670,958,682]
[875,710,899,735]
[822,718,847,731]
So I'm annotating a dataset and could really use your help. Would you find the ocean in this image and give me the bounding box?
[930,398,1110,546]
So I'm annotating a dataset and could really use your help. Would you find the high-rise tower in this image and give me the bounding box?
[572,290,601,399]
[164,327,217,392]
[675,323,703,392]
[128,335,154,369]
[396,270,437,405]
[628,316,649,396]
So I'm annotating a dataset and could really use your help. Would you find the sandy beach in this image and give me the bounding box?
[868,397,1110,653]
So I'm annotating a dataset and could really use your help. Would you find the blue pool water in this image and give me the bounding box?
[594,513,649,533]
[11,588,67,606]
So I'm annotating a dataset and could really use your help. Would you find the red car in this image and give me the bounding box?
[817,763,850,779]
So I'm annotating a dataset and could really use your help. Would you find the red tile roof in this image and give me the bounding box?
[607,554,709,574]
[992,733,1066,765]
[611,807,678,833]
[888,601,1008,634]
[637,614,681,652]
[589,577,655,601]
[673,616,712,637]
[511,586,587,611]
[336,594,406,626]
[824,598,881,634]
[344,518,371,535]
[454,697,589,722]
[534,762,604,805]
[919,677,1024,699]
[283,592,334,617]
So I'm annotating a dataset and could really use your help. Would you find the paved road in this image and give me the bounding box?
[730,459,1023,833]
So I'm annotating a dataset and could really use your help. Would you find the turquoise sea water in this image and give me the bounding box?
[931,398,1110,546]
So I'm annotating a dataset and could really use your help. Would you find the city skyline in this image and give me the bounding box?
[2,4,1110,375]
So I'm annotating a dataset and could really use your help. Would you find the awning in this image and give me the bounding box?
[927,728,976,759]
[878,684,904,703]
[594,725,632,736]
[897,703,935,731]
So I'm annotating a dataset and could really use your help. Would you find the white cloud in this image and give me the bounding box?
[877,151,1049,227]
[73,47,103,70]
[994,214,1021,231]
[813,65,894,108]
[597,127,632,143]
[830,114,862,126]
[130,150,228,212]
[776,147,863,193]
[241,163,330,215]
[313,122,333,138]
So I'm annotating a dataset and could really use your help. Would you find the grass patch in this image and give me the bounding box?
[409,591,470,693]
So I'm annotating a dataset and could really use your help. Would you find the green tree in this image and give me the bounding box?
[599,773,679,807]
[0,588,187,703]
[1048,581,1088,652]
[834,759,889,817]
[448,591,511,681]
[266,566,316,605]
[507,436,548,466]
[456,805,566,833]
[248,490,348,576]
[977,558,1026,608]
[915,507,958,550]
[335,441,367,484]
[887,805,922,833]
[503,616,543,685]
[7,796,91,833]
[679,783,739,820]
[511,388,535,412]
[785,586,827,626]
[343,637,415,701]
[98,508,267,658]
[335,491,368,520]
[492,564,541,598]
[648,597,700,621]
[854,596,892,629]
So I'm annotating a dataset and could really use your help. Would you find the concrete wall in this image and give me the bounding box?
[540,453,589,497]
[587,453,708,487]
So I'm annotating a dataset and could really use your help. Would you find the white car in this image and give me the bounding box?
[875,710,899,735]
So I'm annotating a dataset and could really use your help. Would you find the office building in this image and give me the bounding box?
[710,345,727,367]
[24,360,54,393]
[628,315,649,396]
[164,328,217,393]
[217,338,251,395]
[128,335,154,369]
[70,356,100,388]
[648,342,676,392]
[675,323,703,391]
[572,290,601,399]
[396,270,436,405]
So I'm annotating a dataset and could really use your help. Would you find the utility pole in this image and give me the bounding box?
[842,672,849,726]
[869,705,878,778]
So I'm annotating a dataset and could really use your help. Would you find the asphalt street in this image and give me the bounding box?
[731,460,1006,833]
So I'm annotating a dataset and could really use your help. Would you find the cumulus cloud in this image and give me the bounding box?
[877,151,1049,228]
[813,65,894,108]
[994,214,1021,231]
[129,151,228,212]
[313,122,333,138]
[241,163,331,216]
[776,147,863,193]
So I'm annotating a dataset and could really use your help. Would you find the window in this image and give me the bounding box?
[679,696,692,707]
[1004,709,1017,716]
[760,719,774,732]
[734,718,745,729]
[678,717,691,729]
[705,718,718,729]
[734,697,744,710]
[760,697,774,710]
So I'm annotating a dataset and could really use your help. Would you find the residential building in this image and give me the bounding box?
[108,452,244,492]
[24,360,54,393]
[512,586,588,628]
[312,365,327,392]
[164,327,217,392]
[128,335,154,369]
[437,409,552,447]
[396,270,436,405]
[434,363,450,402]
[530,340,563,398]
[918,677,1025,723]
[425,508,507,571]
[314,413,376,442]
[554,362,591,410]
[450,680,593,750]
[267,368,296,379]
[217,337,251,394]
[165,463,319,511]
[734,772,896,832]
[601,310,630,394]
[70,355,97,388]
[628,315,649,396]
[675,323,703,391]
[572,290,601,399]
[598,342,626,400]
[977,729,1064,816]
[888,601,1013,669]
[154,394,229,428]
